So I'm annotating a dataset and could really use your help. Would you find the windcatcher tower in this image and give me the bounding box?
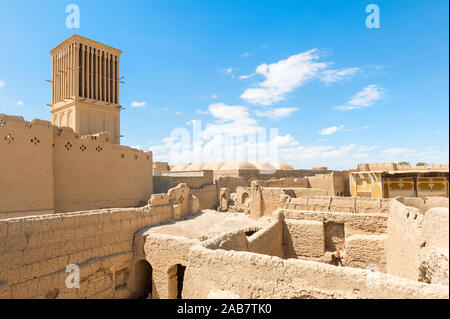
[49,35,122,144]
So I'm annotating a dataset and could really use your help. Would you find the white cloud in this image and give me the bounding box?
[196,109,209,115]
[0,80,5,88]
[335,84,383,111]
[16,100,24,106]
[241,52,250,58]
[149,118,448,170]
[318,125,345,135]
[131,101,146,108]
[239,74,255,80]
[254,107,299,119]
[239,50,362,106]
[208,103,250,122]
[240,49,329,105]
[320,67,359,84]
[219,67,237,75]
[271,134,299,147]
[148,103,446,170]
[201,94,219,99]
[175,111,183,115]
[201,103,259,139]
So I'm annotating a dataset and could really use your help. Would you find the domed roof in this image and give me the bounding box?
[184,163,206,171]
[252,161,276,170]
[171,163,189,171]
[270,161,295,170]
[202,162,225,170]
[220,161,257,170]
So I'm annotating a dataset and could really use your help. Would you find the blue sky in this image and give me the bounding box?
[0,0,448,169]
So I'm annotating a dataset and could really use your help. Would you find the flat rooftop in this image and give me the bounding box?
[144,210,269,241]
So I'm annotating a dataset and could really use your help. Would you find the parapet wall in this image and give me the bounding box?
[358,162,449,172]
[0,115,54,218]
[53,126,153,213]
[0,114,153,217]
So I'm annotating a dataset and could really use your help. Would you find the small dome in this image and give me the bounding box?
[252,161,276,170]
[171,163,189,171]
[220,161,257,170]
[203,162,225,170]
[185,163,206,170]
[270,161,294,170]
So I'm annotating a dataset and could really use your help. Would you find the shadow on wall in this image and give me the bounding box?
[168,264,186,299]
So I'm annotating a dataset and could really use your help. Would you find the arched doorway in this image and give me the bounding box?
[132,260,153,299]
[168,264,186,299]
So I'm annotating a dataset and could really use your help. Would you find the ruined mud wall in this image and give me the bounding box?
[190,184,217,210]
[0,115,54,218]
[154,170,214,192]
[196,211,284,258]
[214,169,332,185]
[395,196,449,212]
[280,196,390,271]
[250,185,328,218]
[0,185,199,299]
[0,207,165,298]
[139,233,198,299]
[215,176,247,194]
[246,212,284,258]
[307,172,346,196]
[253,178,309,188]
[182,241,448,299]
[386,200,426,281]
[153,171,216,209]
[386,199,449,284]
[418,207,449,285]
[53,127,153,213]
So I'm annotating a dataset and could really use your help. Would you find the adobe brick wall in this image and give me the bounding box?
[0,185,199,299]
[0,114,153,217]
